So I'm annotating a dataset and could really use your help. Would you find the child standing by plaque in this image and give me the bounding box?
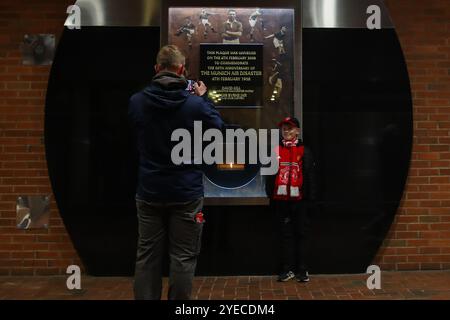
[267,117,318,282]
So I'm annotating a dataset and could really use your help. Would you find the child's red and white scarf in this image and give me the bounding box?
[273,139,304,201]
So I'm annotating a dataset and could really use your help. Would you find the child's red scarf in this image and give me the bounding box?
[273,139,304,201]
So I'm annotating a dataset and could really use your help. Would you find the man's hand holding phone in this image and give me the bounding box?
[193,81,207,97]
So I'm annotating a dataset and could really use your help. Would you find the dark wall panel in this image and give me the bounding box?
[45,27,412,276]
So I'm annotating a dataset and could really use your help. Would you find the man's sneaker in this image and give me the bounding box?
[296,270,310,282]
[277,271,295,282]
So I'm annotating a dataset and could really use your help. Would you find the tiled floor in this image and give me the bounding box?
[1,271,450,300]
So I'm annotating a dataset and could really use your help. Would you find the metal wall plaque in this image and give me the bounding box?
[20,34,55,66]
[16,195,51,229]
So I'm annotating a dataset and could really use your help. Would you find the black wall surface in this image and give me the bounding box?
[302,29,412,273]
[45,27,412,276]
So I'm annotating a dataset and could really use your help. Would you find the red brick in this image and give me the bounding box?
[10,268,34,276]
[431,255,450,262]
[420,263,442,270]
[60,251,78,259]
[430,223,450,231]
[0,252,11,259]
[396,216,419,223]
[416,169,439,177]
[407,240,430,247]
[408,224,430,231]
[6,82,30,90]
[11,251,35,259]
[419,247,441,254]
[396,231,419,239]
[11,234,37,242]
[430,193,450,199]
[419,200,442,207]
[36,235,61,242]
[0,219,15,226]
[397,263,420,271]
[384,255,408,263]
[429,239,450,246]
[419,231,442,239]
[419,216,441,223]
[407,192,430,199]
[430,177,450,184]
[0,259,23,267]
[429,207,450,214]
[396,247,419,255]
[36,251,60,259]
[47,259,74,268]
[403,207,429,215]
[48,243,75,251]
[408,255,433,263]
[21,243,49,251]
[385,239,407,247]
[418,185,439,192]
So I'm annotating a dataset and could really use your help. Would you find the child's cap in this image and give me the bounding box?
[277,117,300,128]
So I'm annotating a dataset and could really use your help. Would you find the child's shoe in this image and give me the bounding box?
[277,271,295,282]
[296,270,310,282]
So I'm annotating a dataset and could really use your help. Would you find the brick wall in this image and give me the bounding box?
[375,0,450,270]
[0,0,82,276]
[0,0,449,275]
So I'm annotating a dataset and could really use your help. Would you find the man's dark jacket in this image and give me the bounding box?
[128,72,224,202]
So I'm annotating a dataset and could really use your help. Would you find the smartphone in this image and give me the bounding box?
[186,80,196,94]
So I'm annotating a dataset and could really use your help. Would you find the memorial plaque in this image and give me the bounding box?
[200,44,263,107]
[167,6,296,201]
[168,7,295,115]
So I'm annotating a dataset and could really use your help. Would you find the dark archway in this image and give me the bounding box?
[46,9,412,276]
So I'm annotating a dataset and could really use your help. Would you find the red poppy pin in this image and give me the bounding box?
[195,212,205,224]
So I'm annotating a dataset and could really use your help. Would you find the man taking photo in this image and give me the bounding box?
[128,45,224,300]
